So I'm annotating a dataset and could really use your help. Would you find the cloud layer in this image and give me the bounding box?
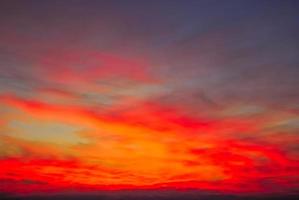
[0,0,299,196]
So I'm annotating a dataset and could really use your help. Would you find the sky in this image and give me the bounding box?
[0,0,299,198]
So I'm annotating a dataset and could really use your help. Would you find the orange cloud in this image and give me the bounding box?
[1,93,299,195]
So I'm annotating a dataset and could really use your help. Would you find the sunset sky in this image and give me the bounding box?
[0,0,299,198]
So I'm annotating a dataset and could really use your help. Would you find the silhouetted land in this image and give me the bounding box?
[1,190,299,200]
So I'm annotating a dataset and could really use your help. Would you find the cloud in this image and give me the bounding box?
[1,93,299,194]
[0,0,299,196]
